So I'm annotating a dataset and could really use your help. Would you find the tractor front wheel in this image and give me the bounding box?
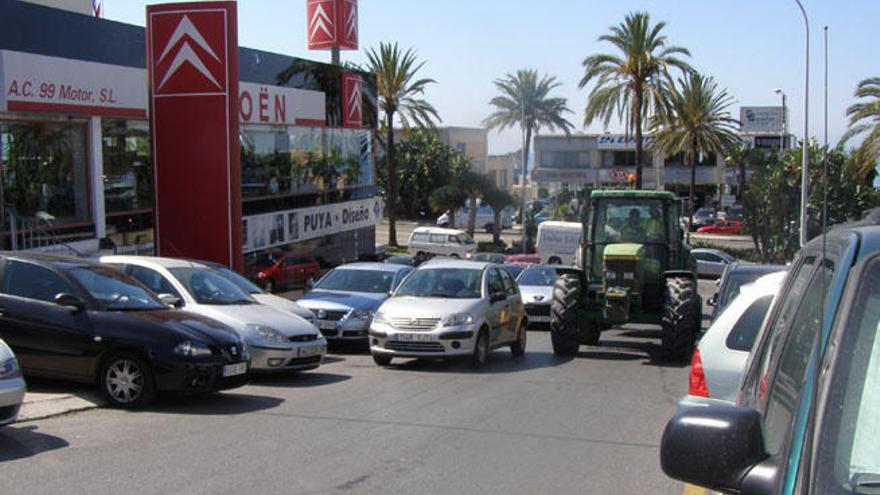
[550,273,581,356]
[661,277,699,361]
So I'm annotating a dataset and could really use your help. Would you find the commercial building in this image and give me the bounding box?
[486,151,518,195]
[0,0,379,265]
[436,126,488,173]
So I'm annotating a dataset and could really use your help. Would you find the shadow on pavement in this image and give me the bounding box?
[249,371,352,388]
[0,425,69,462]
[20,376,97,396]
[577,338,690,369]
[139,391,284,416]
[327,341,371,355]
[385,350,572,374]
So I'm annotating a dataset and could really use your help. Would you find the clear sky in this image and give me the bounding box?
[104,0,878,155]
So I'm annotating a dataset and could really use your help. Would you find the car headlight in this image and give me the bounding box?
[442,313,473,327]
[0,357,21,379]
[351,309,373,320]
[372,311,387,324]
[622,272,635,280]
[298,311,316,324]
[248,324,289,344]
[604,270,617,280]
[173,340,213,357]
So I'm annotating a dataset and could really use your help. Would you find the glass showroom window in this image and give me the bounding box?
[240,125,325,198]
[0,121,90,225]
[102,119,152,214]
[326,128,372,191]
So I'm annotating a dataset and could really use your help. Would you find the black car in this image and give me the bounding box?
[0,253,249,408]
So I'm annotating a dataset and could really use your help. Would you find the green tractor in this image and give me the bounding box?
[550,190,701,360]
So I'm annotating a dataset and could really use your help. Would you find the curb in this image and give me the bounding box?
[16,393,103,423]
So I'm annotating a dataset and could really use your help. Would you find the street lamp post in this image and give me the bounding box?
[794,0,810,247]
[520,100,528,253]
[774,88,787,155]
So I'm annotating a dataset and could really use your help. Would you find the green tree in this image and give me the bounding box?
[579,11,692,189]
[842,77,880,161]
[454,170,494,235]
[482,186,516,244]
[650,73,739,239]
[484,69,574,224]
[429,185,468,229]
[724,141,759,200]
[366,42,440,246]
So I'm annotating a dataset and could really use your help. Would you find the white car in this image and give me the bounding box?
[677,271,786,413]
[516,264,561,328]
[0,338,25,426]
[100,256,326,373]
[369,260,527,368]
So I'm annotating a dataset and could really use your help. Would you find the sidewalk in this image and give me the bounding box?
[15,383,103,423]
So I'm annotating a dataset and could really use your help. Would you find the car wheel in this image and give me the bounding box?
[548,256,562,265]
[510,320,527,357]
[372,353,392,366]
[471,329,490,368]
[100,353,156,408]
[263,279,275,293]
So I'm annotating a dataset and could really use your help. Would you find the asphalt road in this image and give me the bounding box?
[0,281,716,495]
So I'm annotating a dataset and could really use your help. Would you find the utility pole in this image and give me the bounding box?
[794,0,810,247]
[520,100,528,253]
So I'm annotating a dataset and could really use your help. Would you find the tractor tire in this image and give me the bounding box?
[550,273,581,356]
[661,277,699,361]
[581,320,601,346]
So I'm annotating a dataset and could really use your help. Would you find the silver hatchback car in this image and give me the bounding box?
[369,260,527,368]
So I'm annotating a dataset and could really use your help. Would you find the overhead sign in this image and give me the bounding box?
[740,106,784,134]
[0,49,146,118]
[531,168,595,183]
[307,0,358,50]
[238,82,325,126]
[148,1,242,270]
[243,196,383,252]
[341,72,362,128]
[597,134,653,150]
[609,169,629,182]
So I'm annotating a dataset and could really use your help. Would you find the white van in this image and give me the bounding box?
[536,221,582,265]
[407,227,478,259]
[437,204,513,232]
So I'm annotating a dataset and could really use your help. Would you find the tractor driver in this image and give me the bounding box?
[620,208,646,242]
[646,206,664,240]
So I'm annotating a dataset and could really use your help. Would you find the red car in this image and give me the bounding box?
[696,220,743,235]
[245,251,320,292]
[505,254,542,265]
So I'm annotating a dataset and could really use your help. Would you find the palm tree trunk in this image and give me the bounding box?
[385,112,398,247]
[633,89,644,190]
[467,194,477,235]
[493,210,501,245]
[738,159,747,200]
[687,140,697,244]
[521,125,533,253]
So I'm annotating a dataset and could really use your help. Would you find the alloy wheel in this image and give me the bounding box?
[105,359,145,404]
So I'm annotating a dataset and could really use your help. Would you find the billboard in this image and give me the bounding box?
[740,106,785,133]
[596,134,653,150]
[307,0,358,50]
[147,1,242,270]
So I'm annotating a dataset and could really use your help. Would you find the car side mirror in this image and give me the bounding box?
[158,293,183,308]
[55,292,85,312]
[661,405,768,492]
[305,278,316,292]
[707,295,716,306]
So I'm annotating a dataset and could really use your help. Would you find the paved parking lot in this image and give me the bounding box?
[0,280,715,495]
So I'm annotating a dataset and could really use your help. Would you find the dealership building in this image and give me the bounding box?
[532,106,791,208]
[0,0,379,266]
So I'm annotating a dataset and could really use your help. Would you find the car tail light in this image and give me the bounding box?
[688,348,710,397]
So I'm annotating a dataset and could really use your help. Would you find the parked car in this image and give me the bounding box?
[677,271,785,413]
[369,259,527,367]
[407,226,478,259]
[0,338,25,426]
[244,251,320,293]
[726,205,744,222]
[516,264,561,329]
[710,262,787,320]
[689,207,717,231]
[437,203,513,232]
[200,260,317,326]
[384,254,417,266]
[505,254,542,265]
[536,221,582,265]
[0,253,249,408]
[296,263,414,342]
[696,219,743,235]
[468,253,507,264]
[497,263,527,280]
[533,211,552,224]
[101,256,326,373]
[660,211,880,494]
[691,248,735,278]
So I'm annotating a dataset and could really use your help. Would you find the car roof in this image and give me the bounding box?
[417,259,491,270]
[99,255,209,269]
[411,226,468,235]
[725,262,787,274]
[2,251,104,270]
[331,262,409,272]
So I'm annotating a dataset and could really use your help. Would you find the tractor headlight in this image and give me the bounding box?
[622,272,635,281]
[604,271,617,280]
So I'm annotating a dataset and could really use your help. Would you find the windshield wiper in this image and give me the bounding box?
[852,473,880,494]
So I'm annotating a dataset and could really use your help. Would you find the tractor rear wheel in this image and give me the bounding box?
[661,277,699,361]
[550,273,581,356]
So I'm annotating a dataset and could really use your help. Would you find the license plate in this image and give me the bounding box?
[222,362,247,377]
[298,345,324,357]
[398,333,432,342]
[319,321,336,330]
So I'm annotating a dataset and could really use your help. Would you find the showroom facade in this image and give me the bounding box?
[0,0,379,265]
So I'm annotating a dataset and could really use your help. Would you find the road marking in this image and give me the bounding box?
[682,483,707,495]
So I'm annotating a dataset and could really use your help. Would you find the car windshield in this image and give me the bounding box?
[169,268,256,305]
[517,266,559,286]
[816,257,880,494]
[593,198,668,244]
[395,268,482,299]
[67,266,165,311]
[315,268,395,293]
[212,265,263,294]
[499,264,526,279]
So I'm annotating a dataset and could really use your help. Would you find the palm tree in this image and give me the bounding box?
[842,77,880,160]
[366,42,440,247]
[724,142,757,200]
[454,170,494,235]
[429,185,468,229]
[580,11,692,189]
[484,69,574,227]
[650,73,740,240]
[482,186,516,245]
